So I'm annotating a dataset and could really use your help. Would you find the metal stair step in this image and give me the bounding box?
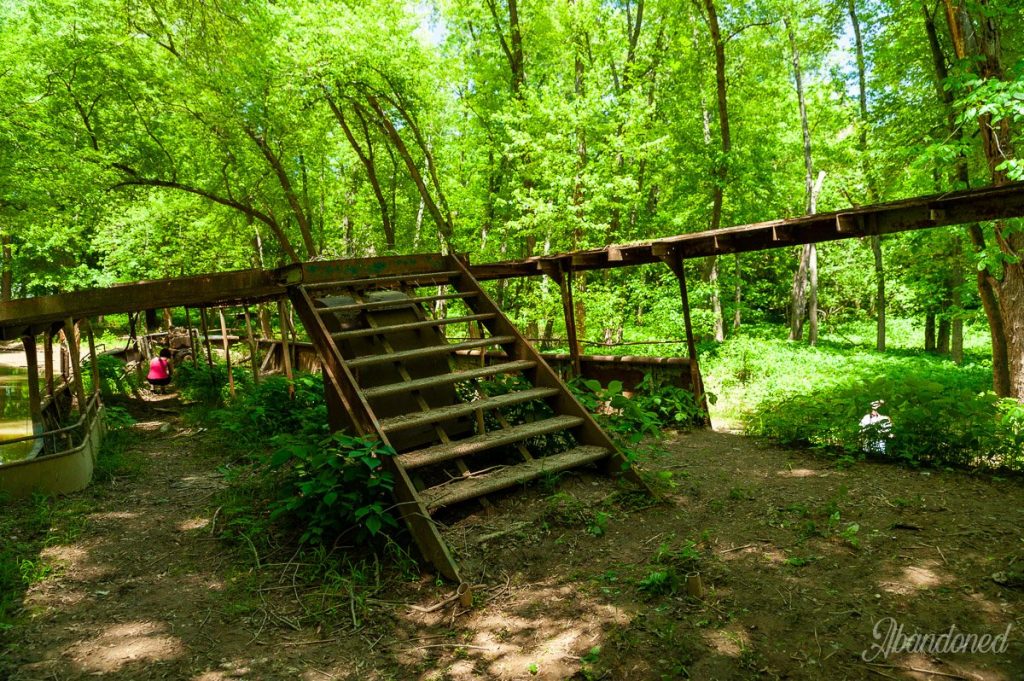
[306,271,461,292]
[332,313,496,341]
[379,387,559,433]
[347,336,515,369]
[397,415,584,470]
[317,291,477,315]
[361,360,537,399]
[419,445,609,511]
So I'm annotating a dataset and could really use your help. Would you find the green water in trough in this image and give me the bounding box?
[0,366,36,464]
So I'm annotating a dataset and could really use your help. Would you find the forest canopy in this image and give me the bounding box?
[1,0,1022,391]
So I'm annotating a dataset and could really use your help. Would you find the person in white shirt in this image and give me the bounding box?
[859,400,892,455]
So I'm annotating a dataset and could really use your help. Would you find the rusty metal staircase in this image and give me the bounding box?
[283,254,647,584]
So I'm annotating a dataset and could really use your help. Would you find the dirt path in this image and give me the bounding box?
[4,406,1024,680]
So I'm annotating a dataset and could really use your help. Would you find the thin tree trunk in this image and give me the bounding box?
[808,244,818,345]
[243,128,317,259]
[790,245,810,341]
[871,236,885,351]
[1,233,11,301]
[787,19,823,345]
[937,316,951,354]
[701,0,730,342]
[925,313,936,352]
[366,94,454,250]
[325,94,396,250]
[849,0,885,351]
[733,254,741,331]
[952,237,964,364]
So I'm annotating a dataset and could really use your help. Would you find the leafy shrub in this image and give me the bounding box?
[174,360,248,405]
[740,352,1022,470]
[635,373,705,427]
[571,378,664,446]
[267,432,398,544]
[212,374,326,447]
[83,354,140,397]
[569,372,702,447]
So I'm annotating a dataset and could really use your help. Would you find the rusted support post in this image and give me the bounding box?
[664,250,712,427]
[43,328,54,399]
[217,308,236,398]
[277,299,295,397]
[243,305,260,384]
[184,307,199,366]
[21,334,43,429]
[552,260,582,377]
[64,318,87,416]
[83,318,100,396]
[198,307,215,370]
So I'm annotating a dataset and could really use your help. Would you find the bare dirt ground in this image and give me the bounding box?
[3,395,1024,681]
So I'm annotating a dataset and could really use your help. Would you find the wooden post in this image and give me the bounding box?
[43,328,54,399]
[218,308,235,398]
[243,305,260,384]
[277,299,295,397]
[59,330,69,381]
[554,261,582,377]
[64,318,88,415]
[665,250,711,427]
[198,307,215,370]
[184,307,199,366]
[21,334,43,430]
[84,318,100,396]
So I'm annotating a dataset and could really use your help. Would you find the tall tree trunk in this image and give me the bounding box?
[939,0,1016,395]
[787,20,822,344]
[849,0,885,352]
[925,313,936,352]
[701,0,730,342]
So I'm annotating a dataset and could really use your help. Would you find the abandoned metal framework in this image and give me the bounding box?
[3,181,1023,582]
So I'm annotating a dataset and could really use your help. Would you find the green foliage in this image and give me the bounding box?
[182,370,401,547]
[174,361,234,405]
[707,333,1022,471]
[267,432,398,545]
[636,537,705,598]
[212,374,326,447]
[83,354,140,397]
[102,405,135,431]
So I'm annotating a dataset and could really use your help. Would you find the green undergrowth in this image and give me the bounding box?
[176,366,399,553]
[704,330,1024,471]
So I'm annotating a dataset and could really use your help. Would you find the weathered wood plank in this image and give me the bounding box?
[346,336,516,369]
[378,387,559,433]
[361,360,537,399]
[397,415,584,470]
[419,445,608,511]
